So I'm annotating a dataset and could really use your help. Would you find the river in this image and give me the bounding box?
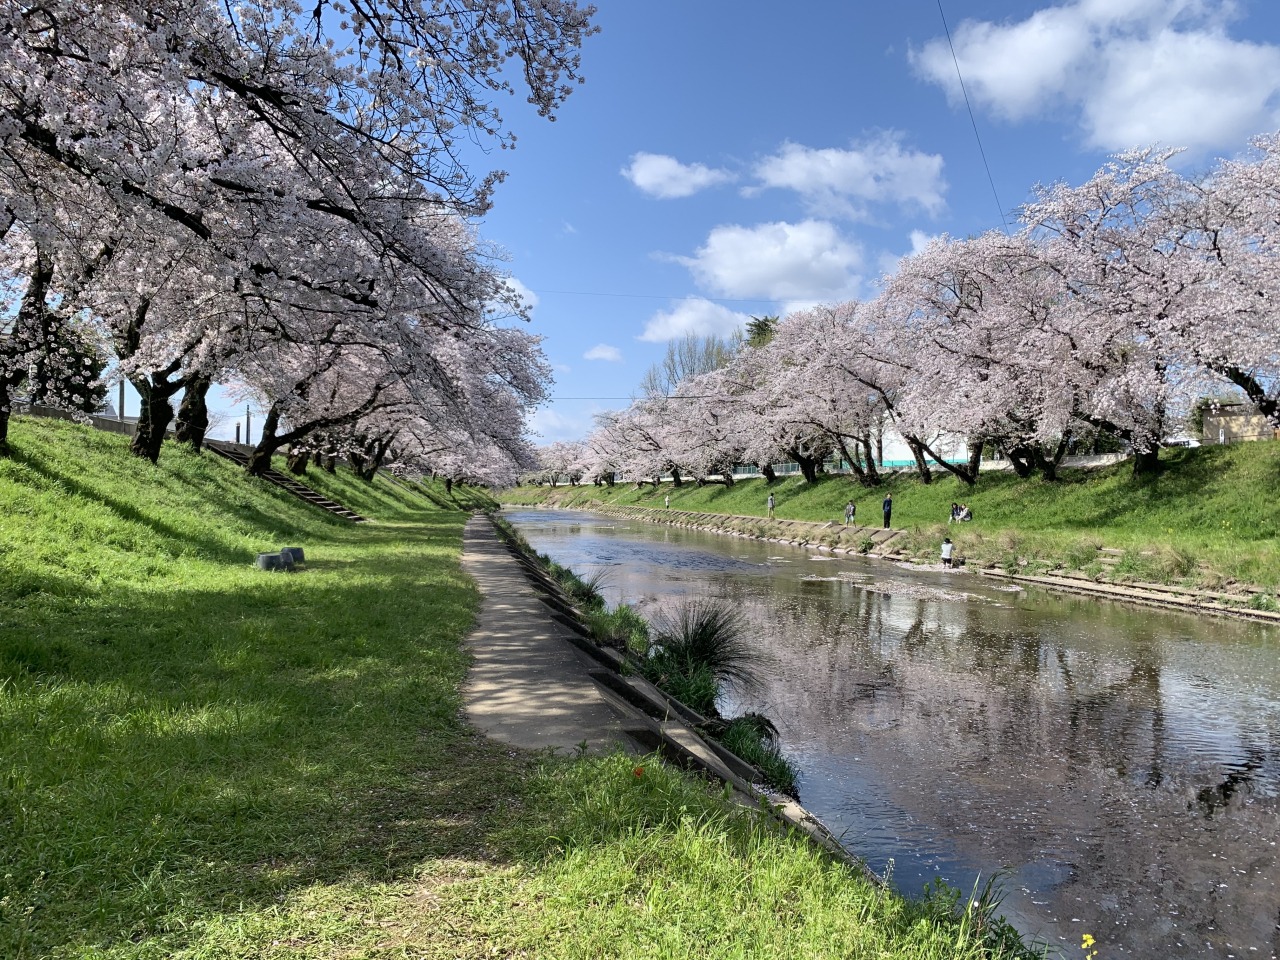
[502,508,1280,959]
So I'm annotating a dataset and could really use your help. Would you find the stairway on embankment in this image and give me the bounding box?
[206,442,368,523]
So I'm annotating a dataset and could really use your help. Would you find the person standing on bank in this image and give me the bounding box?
[767,492,776,519]
[844,500,856,527]
[941,537,954,568]
[882,491,892,529]
[665,494,670,509]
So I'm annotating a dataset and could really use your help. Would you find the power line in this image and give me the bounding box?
[936,0,1010,233]
[530,288,788,305]
[544,394,719,402]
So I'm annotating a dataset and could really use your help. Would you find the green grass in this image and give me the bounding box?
[1,417,1038,959]
[504,443,1280,588]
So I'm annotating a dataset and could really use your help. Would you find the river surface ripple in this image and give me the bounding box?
[503,508,1280,959]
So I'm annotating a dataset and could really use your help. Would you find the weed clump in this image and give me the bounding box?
[635,599,799,795]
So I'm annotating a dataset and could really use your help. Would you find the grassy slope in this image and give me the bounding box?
[1,417,1022,960]
[503,443,1280,589]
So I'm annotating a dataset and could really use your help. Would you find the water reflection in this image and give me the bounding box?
[504,509,1280,958]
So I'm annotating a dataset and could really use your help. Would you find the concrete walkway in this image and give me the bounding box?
[460,515,639,756]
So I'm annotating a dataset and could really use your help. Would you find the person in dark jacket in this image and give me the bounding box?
[882,492,892,529]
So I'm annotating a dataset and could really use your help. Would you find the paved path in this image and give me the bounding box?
[460,515,639,756]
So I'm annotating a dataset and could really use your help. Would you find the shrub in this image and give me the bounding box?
[585,603,650,654]
[645,600,761,695]
[717,713,798,797]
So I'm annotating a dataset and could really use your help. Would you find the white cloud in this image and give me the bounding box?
[499,276,539,315]
[584,343,623,362]
[527,407,592,442]
[622,152,735,199]
[674,220,865,306]
[876,229,942,278]
[751,135,947,218]
[910,0,1280,154]
[638,299,752,343]
[1085,30,1280,150]
[908,229,937,254]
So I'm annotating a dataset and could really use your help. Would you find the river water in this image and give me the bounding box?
[502,508,1280,959]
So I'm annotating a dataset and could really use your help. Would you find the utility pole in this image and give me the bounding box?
[245,405,251,446]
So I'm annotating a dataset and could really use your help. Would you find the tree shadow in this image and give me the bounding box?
[12,450,265,564]
[0,534,530,956]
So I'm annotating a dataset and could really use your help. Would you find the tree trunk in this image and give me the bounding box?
[1032,437,1070,481]
[1132,447,1161,476]
[0,249,55,457]
[322,455,336,473]
[604,472,615,486]
[287,450,310,475]
[859,438,882,485]
[760,463,776,483]
[670,466,683,488]
[964,440,984,480]
[789,449,819,483]
[444,477,453,494]
[722,471,735,486]
[0,375,16,457]
[999,443,1036,478]
[174,373,212,452]
[835,437,875,487]
[906,437,933,484]
[245,405,282,475]
[0,399,10,457]
[129,377,179,463]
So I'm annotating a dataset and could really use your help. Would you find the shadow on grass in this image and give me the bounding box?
[12,444,343,564]
[0,512,540,957]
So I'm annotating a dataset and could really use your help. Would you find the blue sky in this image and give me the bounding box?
[198,0,1280,444]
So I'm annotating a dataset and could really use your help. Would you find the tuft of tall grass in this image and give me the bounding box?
[717,713,799,796]
[643,599,761,696]
[584,603,650,654]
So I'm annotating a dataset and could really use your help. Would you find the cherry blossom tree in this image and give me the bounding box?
[1179,133,1280,425]
[1022,150,1217,474]
[2,0,594,464]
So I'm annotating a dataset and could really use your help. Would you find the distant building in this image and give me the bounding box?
[1202,402,1279,445]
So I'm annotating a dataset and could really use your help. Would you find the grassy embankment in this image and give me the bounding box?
[1,416,1038,959]
[503,443,1280,594]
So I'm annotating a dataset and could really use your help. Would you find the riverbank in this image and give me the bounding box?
[1,417,1038,959]
[502,441,1280,606]
[519,502,1280,625]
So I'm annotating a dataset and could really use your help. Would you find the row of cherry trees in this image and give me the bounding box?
[541,137,1280,488]
[1,0,596,485]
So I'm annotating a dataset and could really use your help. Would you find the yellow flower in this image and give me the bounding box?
[1082,933,1096,950]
